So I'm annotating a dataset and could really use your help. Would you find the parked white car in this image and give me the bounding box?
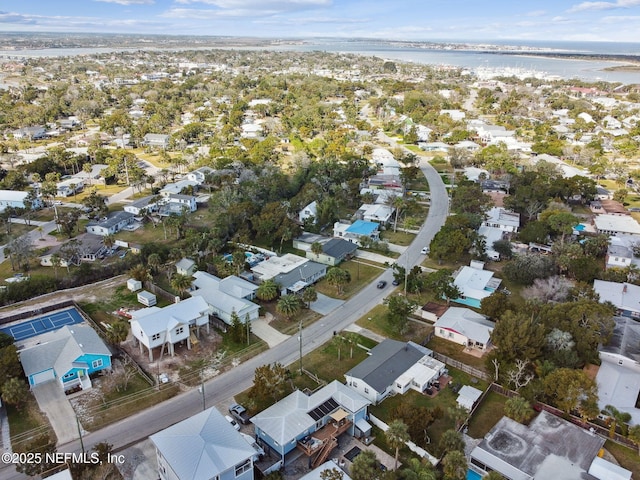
[225,415,241,431]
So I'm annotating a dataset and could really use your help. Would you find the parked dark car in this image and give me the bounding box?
[376,280,387,289]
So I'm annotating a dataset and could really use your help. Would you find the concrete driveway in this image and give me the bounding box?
[310,293,344,315]
[32,382,80,445]
[251,318,290,348]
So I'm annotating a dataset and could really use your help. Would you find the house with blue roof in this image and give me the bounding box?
[333,220,380,246]
[452,261,502,308]
[19,324,112,391]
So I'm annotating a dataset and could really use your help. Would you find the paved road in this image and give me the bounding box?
[1,146,448,480]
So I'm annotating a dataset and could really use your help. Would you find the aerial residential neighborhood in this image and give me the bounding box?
[0,22,639,480]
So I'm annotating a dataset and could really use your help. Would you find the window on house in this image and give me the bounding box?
[176,327,184,335]
[364,388,369,394]
[352,381,358,388]
[152,333,161,341]
[92,359,103,368]
[235,458,251,477]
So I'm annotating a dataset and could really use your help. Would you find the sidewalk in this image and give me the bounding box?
[0,404,11,453]
[354,249,396,265]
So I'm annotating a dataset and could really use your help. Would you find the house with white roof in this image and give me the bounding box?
[190,271,260,325]
[185,166,215,185]
[452,261,502,308]
[251,253,309,281]
[175,258,196,276]
[56,178,84,197]
[469,411,620,480]
[483,207,520,232]
[273,261,327,295]
[151,407,257,480]
[251,380,371,469]
[354,203,394,224]
[0,189,41,212]
[124,195,159,216]
[344,339,444,404]
[371,148,400,175]
[593,279,640,319]
[602,115,622,129]
[160,179,199,197]
[596,316,640,426]
[478,225,506,261]
[606,236,637,270]
[440,109,466,121]
[129,296,211,361]
[457,385,483,410]
[143,133,170,149]
[19,324,111,391]
[434,307,494,351]
[158,194,197,216]
[299,200,318,224]
[594,214,640,236]
[86,211,135,236]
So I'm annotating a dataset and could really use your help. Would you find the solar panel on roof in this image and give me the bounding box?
[308,398,339,421]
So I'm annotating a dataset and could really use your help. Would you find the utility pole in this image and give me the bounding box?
[298,319,303,374]
[198,373,205,411]
[75,414,84,454]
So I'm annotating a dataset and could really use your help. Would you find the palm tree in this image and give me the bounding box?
[147,253,162,275]
[603,404,632,437]
[400,458,437,480]
[103,234,115,251]
[171,273,193,298]
[325,266,351,295]
[256,279,279,302]
[301,286,317,308]
[442,450,467,480]
[310,241,323,258]
[332,334,347,361]
[438,429,465,456]
[276,294,301,320]
[386,419,410,470]
[344,331,360,358]
[448,404,469,430]
[504,396,534,424]
[106,320,129,344]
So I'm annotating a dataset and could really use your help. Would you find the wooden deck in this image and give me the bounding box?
[297,419,352,456]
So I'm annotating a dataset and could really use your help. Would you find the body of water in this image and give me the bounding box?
[0,39,638,84]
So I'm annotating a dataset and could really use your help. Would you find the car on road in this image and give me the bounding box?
[391,279,399,286]
[376,280,387,289]
[53,200,63,205]
[228,403,251,425]
[225,414,241,431]
[629,207,640,212]
[421,246,429,254]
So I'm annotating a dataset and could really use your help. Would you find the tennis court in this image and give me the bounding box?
[0,307,85,341]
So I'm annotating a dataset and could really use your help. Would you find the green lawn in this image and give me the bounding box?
[466,391,507,438]
[380,230,416,246]
[426,336,488,372]
[314,259,386,299]
[605,440,640,480]
[356,304,434,344]
[7,395,55,450]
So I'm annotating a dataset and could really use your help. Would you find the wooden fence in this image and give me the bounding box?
[0,299,76,326]
[432,352,491,382]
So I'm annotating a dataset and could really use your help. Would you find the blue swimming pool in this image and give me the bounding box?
[467,469,483,480]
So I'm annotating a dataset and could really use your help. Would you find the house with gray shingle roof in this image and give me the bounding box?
[434,307,494,351]
[151,407,257,480]
[19,324,111,391]
[344,339,443,404]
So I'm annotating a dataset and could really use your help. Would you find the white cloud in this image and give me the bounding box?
[601,14,640,21]
[525,10,547,17]
[93,0,155,5]
[568,0,640,13]
[174,0,331,7]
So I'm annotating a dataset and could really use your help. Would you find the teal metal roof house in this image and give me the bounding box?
[19,324,112,391]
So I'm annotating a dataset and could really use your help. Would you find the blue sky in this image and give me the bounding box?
[1,1,640,43]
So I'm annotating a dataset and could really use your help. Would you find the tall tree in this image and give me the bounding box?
[256,279,279,302]
[504,396,534,424]
[490,311,546,364]
[386,419,410,470]
[325,266,351,295]
[249,363,288,410]
[350,449,381,480]
[442,450,467,480]
[543,368,598,416]
[276,294,302,320]
[603,404,632,437]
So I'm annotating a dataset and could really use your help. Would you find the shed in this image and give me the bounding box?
[137,290,157,307]
[588,456,632,480]
[457,385,483,410]
[127,278,142,292]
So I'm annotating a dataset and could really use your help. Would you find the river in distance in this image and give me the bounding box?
[0,38,638,84]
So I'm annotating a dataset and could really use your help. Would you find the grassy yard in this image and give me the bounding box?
[380,230,416,246]
[77,375,180,431]
[7,395,55,450]
[605,440,640,479]
[314,259,386,299]
[466,391,507,439]
[356,304,434,345]
[297,334,378,384]
[426,336,488,372]
[370,367,488,454]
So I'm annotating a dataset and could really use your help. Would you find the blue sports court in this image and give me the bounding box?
[0,307,85,341]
